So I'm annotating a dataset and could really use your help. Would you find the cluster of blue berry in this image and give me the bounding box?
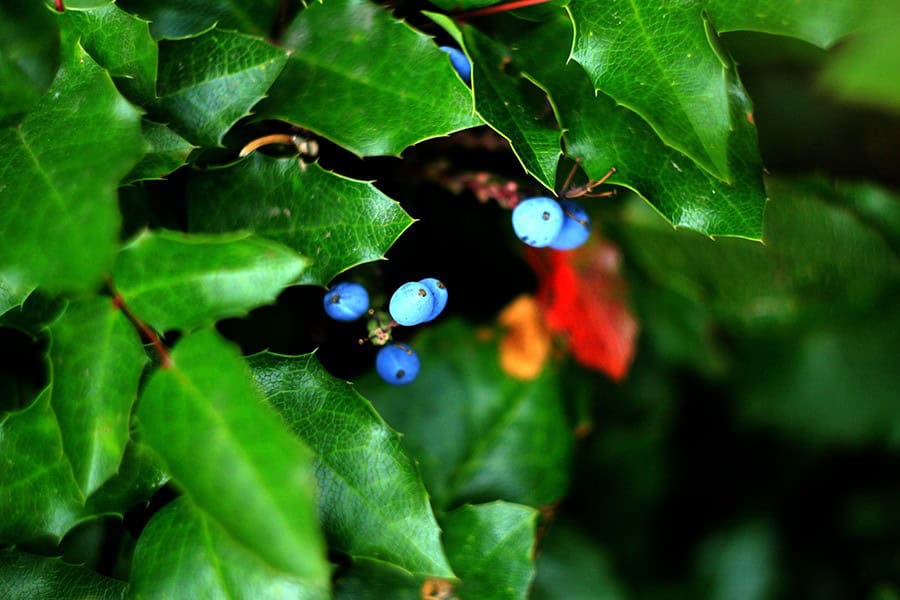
[323,279,447,385]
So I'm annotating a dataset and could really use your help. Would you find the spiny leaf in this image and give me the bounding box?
[259,0,482,157]
[136,330,329,584]
[116,0,281,39]
[125,119,195,183]
[248,352,455,578]
[155,28,287,147]
[0,549,127,600]
[187,154,414,286]
[112,229,307,332]
[0,277,34,318]
[0,41,143,292]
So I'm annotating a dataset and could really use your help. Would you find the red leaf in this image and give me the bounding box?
[527,241,638,380]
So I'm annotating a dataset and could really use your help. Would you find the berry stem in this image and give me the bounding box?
[107,277,172,368]
[455,0,554,20]
[239,134,319,158]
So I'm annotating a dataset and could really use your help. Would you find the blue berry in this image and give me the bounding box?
[549,199,591,250]
[419,278,448,322]
[439,46,471,85]
[376,344,420,385]
[512,196,564,247]
[389,281,435,326]
[323,282,369,321]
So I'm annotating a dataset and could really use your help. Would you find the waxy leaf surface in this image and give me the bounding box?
[125,120,195,183]
[0,550,127,600]
[117,0,280,39]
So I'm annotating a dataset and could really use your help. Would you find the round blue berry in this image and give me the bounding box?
[323,282,369,321]
[419,278,448,322]
[512,196,564,247]
[549,199,591,250]
[389,281,435,326]
[376,344,420,385]
[439,46,471,85]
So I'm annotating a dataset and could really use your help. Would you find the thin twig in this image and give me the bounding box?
[107,277,172,368]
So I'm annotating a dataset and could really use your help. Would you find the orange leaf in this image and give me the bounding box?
[498,295,552,380]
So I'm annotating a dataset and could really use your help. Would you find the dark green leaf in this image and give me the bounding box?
[82,441,168,517]
[130,498,327,600]
[0,549,127,600]
[260,0,481,157]
[360,320,573,510]
[333,558,428,600]
[0,277,34,318]
[0,290,66,338]
[117,0,280,39]
[427,0,502,10]
[57,1,158,104]
[248,352,454,577]
[0,389,85,543]
[440,502,537,600]
[0,42,143,292]
[0,0,58,123]
[125,120,195,183]
[112,230,307,332]
[155,29,287,147]
[48,297,147,496]
[136,330,329,584]
[532,522,627,600]
[187,155,414,286]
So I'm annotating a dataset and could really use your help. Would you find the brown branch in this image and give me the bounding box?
[107,277,172,369]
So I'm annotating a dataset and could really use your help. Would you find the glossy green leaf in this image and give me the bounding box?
[505,13,765,238]
[248,352,454,578]
[82,441,168,517]
[112,230,307,332]
[532,523,627,600]
[0,0,58,123]
[125,120,195,183]
[131,498,327,600]
[0,42,143,292]
[48,297,147,496]
[440,502,537,600]
[568,0,748,182]
[117,0,280,39]
[187,155,414,286]
[360,320,573,510]
[260,0,481,157]
[0,549,127,600]
[136,330,329,584]
[155,29,287,147]
[57,1,158,103]
[0,389,85,543]
[0,277,34,318]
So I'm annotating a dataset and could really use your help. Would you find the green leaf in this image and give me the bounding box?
[48,297,147,496]
[0,0,58,123]
[440,502,537,600]
[0,277,34,318]
[0,389,85,543]
[504,12,765,238]
[0,549,127,600]
[155,29,287,147]
[427,0,502,10]
[116,0,280,39]
[125,119,195,183]
[136,330,329,584]
[360,320,573,510]
[112,229,307,332]
[259,0,481,157]
[82,441,168,517]
[0,42,143,292]
[57,1,158,104]
[567,0,747,182]
[187,155,414,286]
[333,558,426,600]
[130,497,327,600]
[248,352,454,578]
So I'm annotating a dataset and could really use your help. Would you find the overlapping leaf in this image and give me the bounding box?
[136,330,329,584]
[0,549,127,600]
[248,352,454,577]
[531,523,627,600]
[125,120,195,183]
[187,155,414,286]
[0,42,143,291]
[155,28,287,146]
[361,320,573,509]
[112,230,307,332]
[130,498,327,600]
[0,277,34,318]
[117,0,280,39]
[0,0,58,122]
[48,297,147,496]
[259,0,481,157]
[82,441,168,517]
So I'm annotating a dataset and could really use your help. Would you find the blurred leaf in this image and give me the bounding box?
[136,330,329,584]
[440,502,537,600]
[0,0,58,123]
[360,319,573,510]
[187,155,413,286]
[248,352,454,577]
[112,230,307,332]
[260,0,481,157]
[155,28,287,146]
[125,120,195,183]
[0,42,143,292]
[82,441,167,517]
[0,549,126,600]
[696,521,778,600]
[48,297,147,496]
[116,0,280,39]
[532,522,627,600]
[0,389,85,543]
[130,498,327,600]
[427,0,501,10]
[833,180,900,250]
[333,558,424,600]
[58,1,158,103]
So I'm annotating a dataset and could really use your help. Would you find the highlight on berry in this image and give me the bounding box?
[376,343,420,385]
[323,281,370,321]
